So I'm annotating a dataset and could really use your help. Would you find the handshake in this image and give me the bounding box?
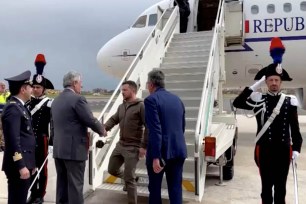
[96,127,108,148]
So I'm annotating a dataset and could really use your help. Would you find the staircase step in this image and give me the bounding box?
[97,183,197,201]
[165,80,204,89]
[165,50,208,57]
[102,168,195,190]
[164,72,206,81]
[173,31,213,39]
[170,39,212,47]
[160,66,206,75]
[163,55,209,63]
[159,61,207,71]
[168,44,211,52]
[181,97,201,107]
[185,106,200,118]
[185,117,197,130]
[171,35,213,43]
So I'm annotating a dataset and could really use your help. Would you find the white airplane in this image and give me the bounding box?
[97,0,306,107]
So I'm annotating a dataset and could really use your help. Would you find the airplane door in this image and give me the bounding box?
[224,1,244,45]
[197,0,219,31]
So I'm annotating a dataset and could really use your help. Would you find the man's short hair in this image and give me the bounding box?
[147,70,165,88]
[63,71,81,88]
[122,80,138,93]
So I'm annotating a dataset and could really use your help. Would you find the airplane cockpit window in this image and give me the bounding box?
[251,5,259,14]
[148,14,158,26]
[267,4,275,14]
[301,1,306,11]
[283,3,292,12]
[132,15,147,28]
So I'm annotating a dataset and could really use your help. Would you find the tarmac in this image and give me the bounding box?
[1,113,306,203]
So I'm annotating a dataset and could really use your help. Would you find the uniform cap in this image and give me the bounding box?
[5,70,32,94]
[254,63,292,81]
[32,54,54,89]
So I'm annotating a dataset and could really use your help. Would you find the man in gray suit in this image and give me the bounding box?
[51,71,104,204]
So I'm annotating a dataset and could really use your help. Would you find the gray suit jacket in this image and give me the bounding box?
[51,89,103,161]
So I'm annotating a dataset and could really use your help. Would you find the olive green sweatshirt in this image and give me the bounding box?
[104,98,148,148]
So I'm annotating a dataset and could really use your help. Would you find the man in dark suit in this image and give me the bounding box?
[144,70,187,204]
[1,70,36,204]
[51,71,104,204]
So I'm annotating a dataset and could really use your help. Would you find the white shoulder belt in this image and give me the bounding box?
[255,93,286,143]
[30,97,49,116]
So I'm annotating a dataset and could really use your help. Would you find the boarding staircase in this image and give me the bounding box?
[89,0,237,202]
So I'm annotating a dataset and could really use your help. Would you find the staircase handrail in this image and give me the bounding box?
[194,0,225,196]
[89,6,180,189]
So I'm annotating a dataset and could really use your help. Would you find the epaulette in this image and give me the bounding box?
[249,92,263,102]
[47,98,53,108]
[287,95,299,107]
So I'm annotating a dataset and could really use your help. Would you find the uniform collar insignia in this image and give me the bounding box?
[267,90,282,96]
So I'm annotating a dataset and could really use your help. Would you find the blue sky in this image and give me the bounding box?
[0,0,161,90]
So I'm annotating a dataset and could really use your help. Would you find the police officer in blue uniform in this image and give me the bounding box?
[1,70,36,204]
[233,62,303,204]
[26,54,54,204]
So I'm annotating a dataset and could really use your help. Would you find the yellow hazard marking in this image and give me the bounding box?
[182,180,195,192]
[105,175,118,184]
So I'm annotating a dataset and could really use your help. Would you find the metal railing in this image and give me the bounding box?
[194,0,225,198]
[89,6,180,190]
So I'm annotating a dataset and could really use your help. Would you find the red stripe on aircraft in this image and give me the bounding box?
[245,20,249,33]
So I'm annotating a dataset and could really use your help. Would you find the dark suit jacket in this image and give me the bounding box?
[1,97,36,172]
[51,89,103,161]
[144,88,187,162]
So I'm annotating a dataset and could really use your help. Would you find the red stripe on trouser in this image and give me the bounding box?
[255,145,260,168]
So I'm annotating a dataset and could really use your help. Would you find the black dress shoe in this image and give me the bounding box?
[32,197,44,204]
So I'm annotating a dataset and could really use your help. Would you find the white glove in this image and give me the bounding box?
[48,146,53,154]
[292,151,300,160]
[250,76,266,91]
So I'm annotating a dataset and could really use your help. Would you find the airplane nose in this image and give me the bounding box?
[97,43,111,70]
[96,27,153,78]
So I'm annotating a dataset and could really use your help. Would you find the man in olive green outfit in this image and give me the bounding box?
[0,81,10,151]
[104,80,147,204]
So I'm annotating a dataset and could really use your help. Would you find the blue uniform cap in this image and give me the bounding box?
[5,70,32,94]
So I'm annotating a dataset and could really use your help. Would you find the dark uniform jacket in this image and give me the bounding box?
[233,87,303,152]
[1,97,36,172]
[26,96,52,139]
[51,89,103,161]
